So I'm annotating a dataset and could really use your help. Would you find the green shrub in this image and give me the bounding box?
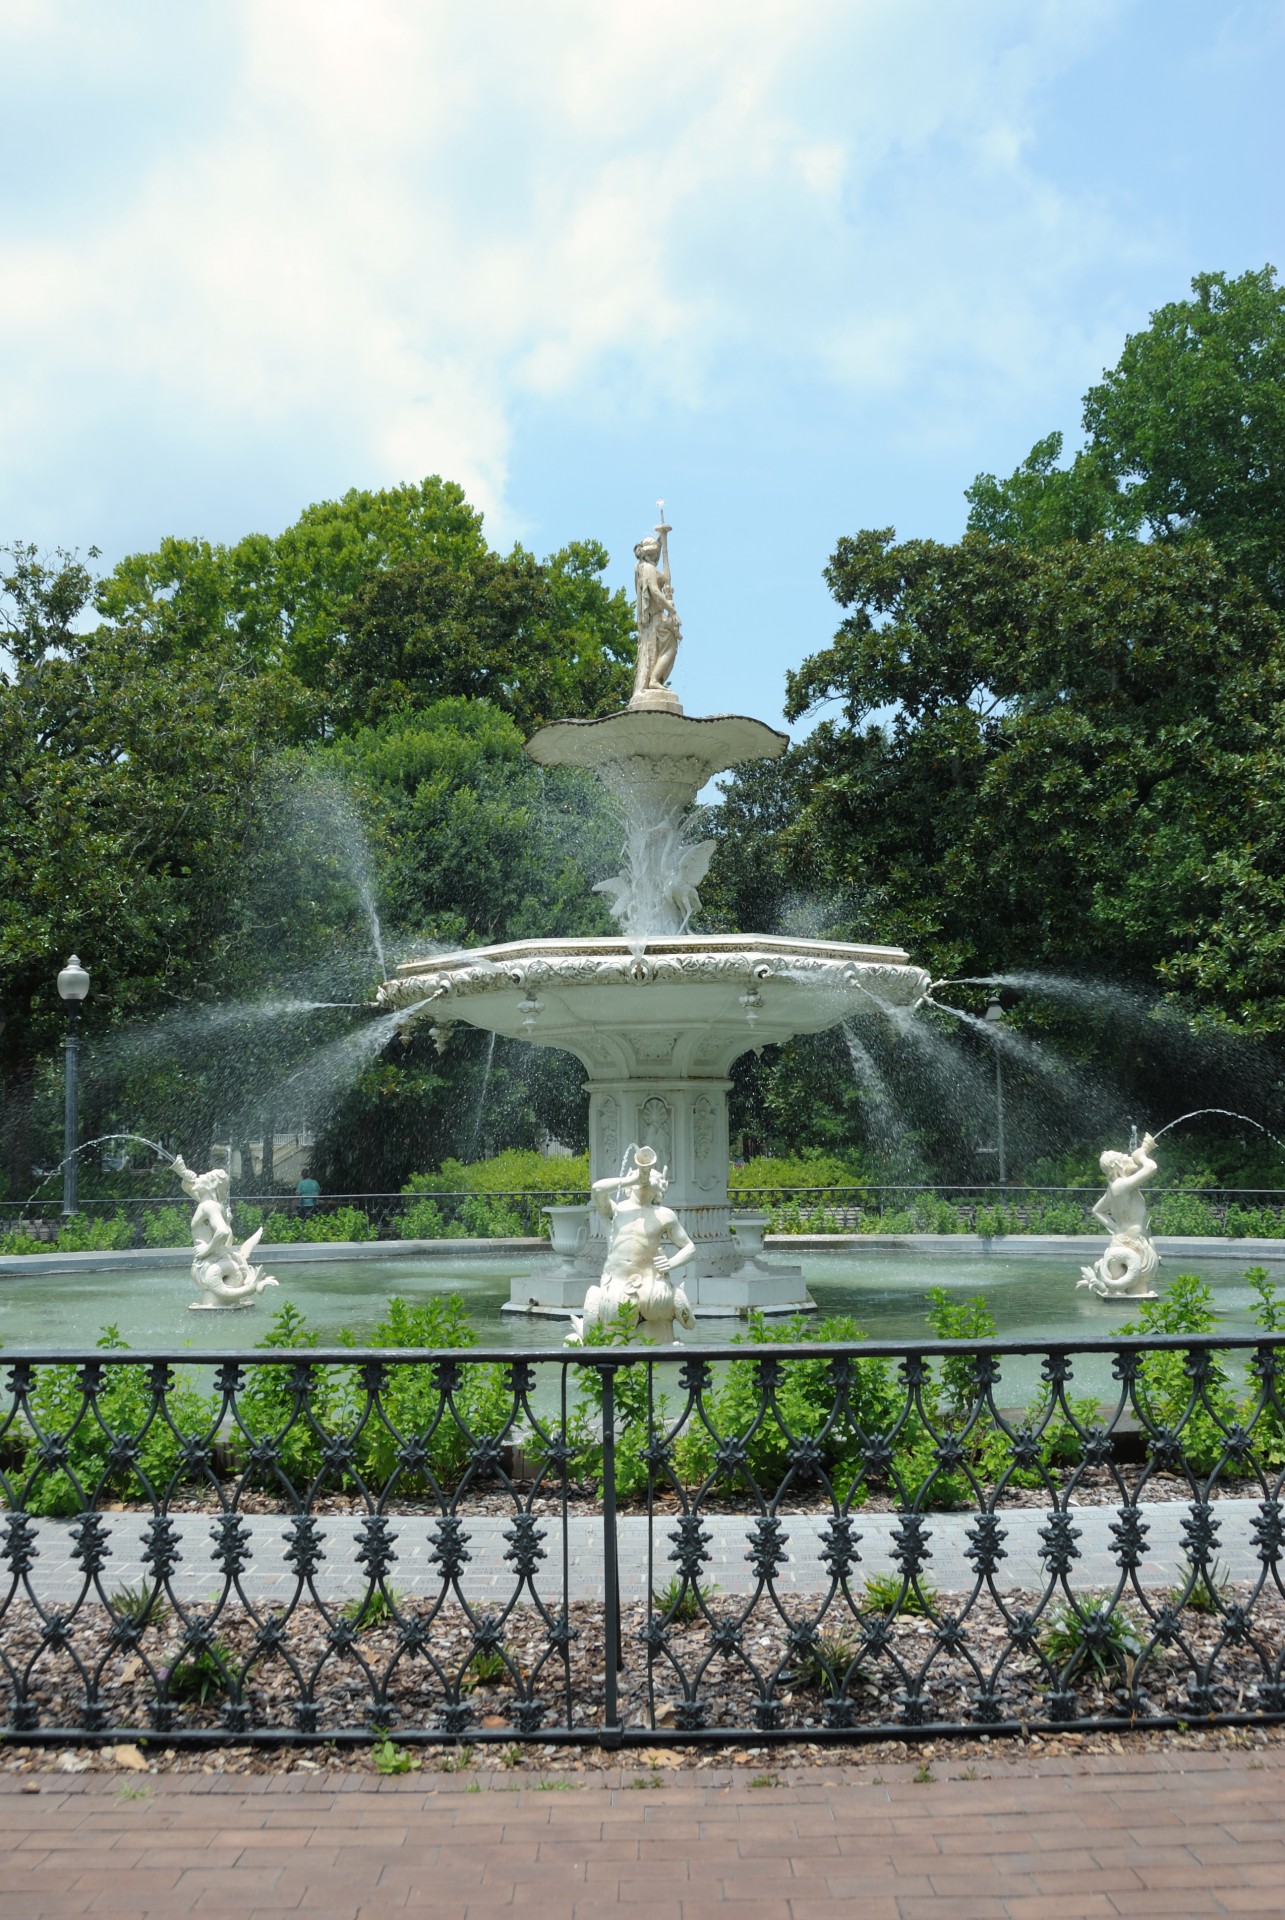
[54,1211,134,1253]
[404,1150,589,1195]
[397,1196,446,1239]
[0,1228,47,1255]
[671,1313,903,1500]
[1224,1204,1285,1238]
[891,1436,972,1510]
[142,1205,189,1248]
[1119,1275,1239,1476]
[924,1289,998,1426]
[1150,1190,1219,1235]
[352,1295,512,1493]
[163,1641,235,1705]
[729,1152,866,1192]
[1026,1200,1093,1234]
[863,1572,939,1616]
[301,1205,373,1242]
[16,1326,219,1516]
[258,1210,304,1243]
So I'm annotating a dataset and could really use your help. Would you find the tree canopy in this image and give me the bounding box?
[965,266,1285,607]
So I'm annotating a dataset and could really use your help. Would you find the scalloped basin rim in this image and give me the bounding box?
[523,707,789,774]
[395,932,914,976]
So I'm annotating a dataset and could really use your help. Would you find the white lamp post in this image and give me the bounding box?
[57,955,90,1216]
[983,997,1007,1187]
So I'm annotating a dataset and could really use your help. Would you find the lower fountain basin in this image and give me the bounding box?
[377,933,931,1313]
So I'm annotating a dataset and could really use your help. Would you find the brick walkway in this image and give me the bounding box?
[2,1749,1284,1917]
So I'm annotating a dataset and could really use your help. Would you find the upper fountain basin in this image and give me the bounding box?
[378,933,930,1078]
[524,708,788,783]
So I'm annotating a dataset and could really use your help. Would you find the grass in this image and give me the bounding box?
[912,1761,936,1784]
[748,1772,780,1789]
[628,1773,665,1789]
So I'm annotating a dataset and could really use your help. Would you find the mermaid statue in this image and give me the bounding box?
[1078,1132,1161,1301]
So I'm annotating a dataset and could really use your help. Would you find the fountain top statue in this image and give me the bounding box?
[631,503,683,713]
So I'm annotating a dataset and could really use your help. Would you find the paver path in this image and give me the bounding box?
[19,1501,1273,1603]
[2,1748,1284,1917]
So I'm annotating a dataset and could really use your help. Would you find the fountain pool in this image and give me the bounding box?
[2,1246,1280,1408]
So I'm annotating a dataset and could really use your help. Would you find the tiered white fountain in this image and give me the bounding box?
[377,513,931,1318]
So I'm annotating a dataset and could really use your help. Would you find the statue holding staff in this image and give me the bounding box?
[632,503,682,703]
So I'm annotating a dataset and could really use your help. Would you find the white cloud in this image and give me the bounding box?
[0,0,1154,549]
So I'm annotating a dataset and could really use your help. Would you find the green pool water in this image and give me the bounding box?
[1,1247,1279,1410]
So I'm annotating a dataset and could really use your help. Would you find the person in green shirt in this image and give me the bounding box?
[295,1172,320,1214]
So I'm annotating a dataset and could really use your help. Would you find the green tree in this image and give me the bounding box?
[0,545,315,1187]
[966,267,1285,607]
[782,528,1285,1029]
[97,479,634,727]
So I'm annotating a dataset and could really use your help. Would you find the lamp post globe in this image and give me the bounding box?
[57,955,90,1216]
[983,997,1007,1188]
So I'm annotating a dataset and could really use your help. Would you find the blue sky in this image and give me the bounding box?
[1,0,1281,725]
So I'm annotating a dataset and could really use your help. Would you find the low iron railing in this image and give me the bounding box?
[4,1332,1285,1747]
[7,1185,1285,1248]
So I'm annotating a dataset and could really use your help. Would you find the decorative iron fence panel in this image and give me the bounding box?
[4,1333,1285,1748]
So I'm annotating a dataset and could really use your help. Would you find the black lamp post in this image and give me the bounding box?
[57,955,90,1216]
[984,997,1007,1187]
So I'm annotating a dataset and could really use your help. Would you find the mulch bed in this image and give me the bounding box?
[3,1583,1283,1748]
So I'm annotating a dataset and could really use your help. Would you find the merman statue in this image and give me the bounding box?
[1078,1132,1161,1301]
[172,1156,279,1311]
[567,1145,696,1345]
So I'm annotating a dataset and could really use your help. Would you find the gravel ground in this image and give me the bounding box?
[2,1584,1282,1747]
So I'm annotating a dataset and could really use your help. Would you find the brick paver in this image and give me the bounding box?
[3,1749,1284,1917]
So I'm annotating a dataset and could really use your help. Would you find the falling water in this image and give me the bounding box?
[840,1020,912,1165]
[469,1031,497,1159]
[280,1002,429,1115]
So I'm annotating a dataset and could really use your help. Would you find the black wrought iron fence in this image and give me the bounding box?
[5,1331,1285,1749]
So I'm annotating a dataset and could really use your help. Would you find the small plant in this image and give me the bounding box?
[748,1772,780,1789]
[499,1743,523,1769]
[108,1583,171,1632]
[534,1776,577,1791]
[439,1746,474,1772]
[1171,1558,1230,1614]
[462,1647,510,1689]
[912,1761,936,1784]
[863,1573,938,1617]
[342,1587,404,1630]
[1039,1595,1145,1685]
[629,1772,665,1789]
[652,1574,714,1625]
[787,1631,865,1696]
[163,1642,234,1705]
[372,1730,420,1775]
